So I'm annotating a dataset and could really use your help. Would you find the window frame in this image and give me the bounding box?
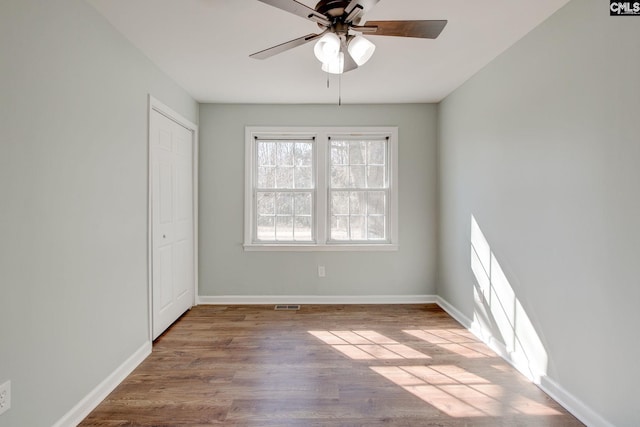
[326,135,391,244]
[253,136,317,244]
[244,126,398,251]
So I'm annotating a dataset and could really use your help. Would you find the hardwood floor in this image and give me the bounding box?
[80,304,584,426]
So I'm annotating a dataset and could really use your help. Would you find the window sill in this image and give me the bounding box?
[243,243,399,252]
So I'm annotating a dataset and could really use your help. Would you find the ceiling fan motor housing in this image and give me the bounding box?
[315,0,351,18]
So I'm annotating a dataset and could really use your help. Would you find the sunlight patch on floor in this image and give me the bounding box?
[308,330,431,360]
[404,329,496,358]
[372,365,561,418]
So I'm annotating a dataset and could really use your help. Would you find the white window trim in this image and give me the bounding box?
[244,126,399,251]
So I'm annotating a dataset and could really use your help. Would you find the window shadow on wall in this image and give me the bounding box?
[470,215,548,383]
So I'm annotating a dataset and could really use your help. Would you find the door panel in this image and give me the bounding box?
[173,239,189,298]
[159,161,173,224]
[158,245,173,310]
[151,109,195,339]
[176,162,191,221]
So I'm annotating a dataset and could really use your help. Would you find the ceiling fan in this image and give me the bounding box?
[250,0,447,74]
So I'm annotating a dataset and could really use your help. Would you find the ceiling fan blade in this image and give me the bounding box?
[364,20,448,39]
[250,33,323,60]
[344,0,380,24]
[341,40,358,73]
[257,0,331,26]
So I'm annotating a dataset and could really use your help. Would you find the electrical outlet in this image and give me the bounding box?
[318,265,326,277]
[0,380,10,415]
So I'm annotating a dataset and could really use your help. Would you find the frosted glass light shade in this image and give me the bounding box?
[348,35,375,66]
[321,51,344,74]
[314,33,341,64]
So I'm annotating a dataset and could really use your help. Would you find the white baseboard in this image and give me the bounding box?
[197,294,437,305]
[435,296,472,328]
[469,321,538,382]
[52,341,152,427]
[436,296,533,380]
[540,376,614,427]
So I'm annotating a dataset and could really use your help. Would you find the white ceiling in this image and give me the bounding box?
[87,0,570,104]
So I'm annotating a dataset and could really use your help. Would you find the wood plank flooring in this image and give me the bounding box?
[80,304,584,426]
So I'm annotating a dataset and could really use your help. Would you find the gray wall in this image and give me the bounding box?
[199,104,437,297]
[0,1,197,426]
[437,0,639,425]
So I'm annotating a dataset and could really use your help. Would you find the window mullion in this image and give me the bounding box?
[316,132,327,244]
[365,190,369,241]
[253,188,258,244]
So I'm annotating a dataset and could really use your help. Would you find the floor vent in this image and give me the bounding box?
[274,304,300,311]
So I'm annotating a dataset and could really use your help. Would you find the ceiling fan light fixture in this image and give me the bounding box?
[314,32,341,64]
[249,1,449,78]
[321,51,344,74]
[348,35,375,66]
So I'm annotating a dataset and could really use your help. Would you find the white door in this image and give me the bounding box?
[150,109,195,339]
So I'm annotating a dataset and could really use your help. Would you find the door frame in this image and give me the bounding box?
[147,95,199,342]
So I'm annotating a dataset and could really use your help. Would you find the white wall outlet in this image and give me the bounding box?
[318,265,326,278]
[0,380,10,416]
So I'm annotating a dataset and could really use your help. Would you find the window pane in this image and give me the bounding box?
[331,191,349,215]
[331,141,348,165]
[328,138,389,191]
[349,215,366,240]
[275,166,294,189]
[277,142,294,166]
[367,140,386,165]
[349,141,366,165]
[331,165,349,188]
[349,165,366,188]
[275,216,293,241]
[295,193,312,216]
[368,216,386,240]
[276,193,293,215]
[257,166,275,188]
[367,191,386,215]
[295,166,312,188]
[349,192,366,215]
[257,142,276,166]
[294,216,312,241]
[367,165,385,188]
[257,216,275,241]
[295,142,312,166]
[257,192,275,215]
[329,190,388,242]
[331,215,349,241]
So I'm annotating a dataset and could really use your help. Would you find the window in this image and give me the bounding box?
[328,137,388,242]
[245,127,398,251]
[254,138,314,242]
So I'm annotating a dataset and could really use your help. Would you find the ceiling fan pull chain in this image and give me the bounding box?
[338,73,342,106]
[327,73,330,89]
